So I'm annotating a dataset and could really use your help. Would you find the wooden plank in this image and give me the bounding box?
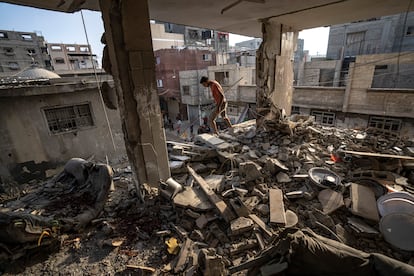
[188,166,236,223]
[350,183,379,221]
[268,189,286,226]
[343,150,414,160]
[249,214,273,237]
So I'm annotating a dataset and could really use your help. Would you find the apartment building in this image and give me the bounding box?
[47,43,98,73]
[0,30,51,77]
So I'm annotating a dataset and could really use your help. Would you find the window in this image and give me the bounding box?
[291,106,300,114]
[319,69,335,87]
[406,26,414,36]
[157,79,163,87]
[182,85,190,95]
[79,46,89,52]
[21,34,33,41]
[156,56,161,65]
[54,58,65,64]
[188,29,200,39]
[202,30,212,39]
[51,45,62,51]
[215,71,229,85]
[44,104,94,134]
[371,63,414,89]
[4,47,14,55]
[368,116,401,132]
[311,110,335,125]
[66,46,76,52]
[202,54,212,61]
[0,32,8,39]
[8,62,19,70]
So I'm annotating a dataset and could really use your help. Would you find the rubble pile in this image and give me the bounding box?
[1,117,414,275]
[158,118,414,274]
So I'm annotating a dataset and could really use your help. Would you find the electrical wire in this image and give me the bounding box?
[80,10,117,152]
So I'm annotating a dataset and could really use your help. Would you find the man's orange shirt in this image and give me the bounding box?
[210,80,225,104]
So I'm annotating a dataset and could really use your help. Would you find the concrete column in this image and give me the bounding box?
[99,0,170,188]
[256,20,298,125]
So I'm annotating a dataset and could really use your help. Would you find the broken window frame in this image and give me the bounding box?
[291,106,300,114]
[406,26,414,36]
[202,53,212,61]
[368,116,401,133]
[43,103,95,135]
[311,110,336,126]
[3,47,14,55]
[27,48,36,55]
[214,71,230,85]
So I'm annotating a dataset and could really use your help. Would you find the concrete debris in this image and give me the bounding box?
[230,217,254,235]
[350,183,380,221]
[3,118,414,274]
[318,188,345,215]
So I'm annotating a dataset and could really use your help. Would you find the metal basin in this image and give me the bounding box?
[380,213,414,251]
[308,167,342,189]
[377,192,414,217]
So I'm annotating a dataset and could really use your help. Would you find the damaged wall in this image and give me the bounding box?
[0,82,126,183]
[256,20,298,119]
[344,52,414,117]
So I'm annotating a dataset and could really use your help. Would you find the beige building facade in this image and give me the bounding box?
[293,52,414,137]
[0,77,126,183]
[48,43,98,72]
[151,23,184,51]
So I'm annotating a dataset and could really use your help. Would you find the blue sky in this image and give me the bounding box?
[0,2,329,61]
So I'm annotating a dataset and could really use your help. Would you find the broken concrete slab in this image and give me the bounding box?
[269,189,286,226]
[318,189,344,215]
[263,157,288,174]
[204,174,224,191]
[276,172,291,183]
[350,183,380,221]
[239,161,263,182]
[348,217,379,236]
[170,155,191,162]
[229,198,251,217]
[173,186,213,211]
[195,133,233,151]
[230,217,254,235]
[199,248,228,276]
[230,239,258,256]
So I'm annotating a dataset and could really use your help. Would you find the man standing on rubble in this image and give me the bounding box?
[200,76,232,135]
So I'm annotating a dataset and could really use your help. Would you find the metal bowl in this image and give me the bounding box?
[308,167,342,189]
[380,213,414,251]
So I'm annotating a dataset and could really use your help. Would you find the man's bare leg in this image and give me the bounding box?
[210,110,219,135]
